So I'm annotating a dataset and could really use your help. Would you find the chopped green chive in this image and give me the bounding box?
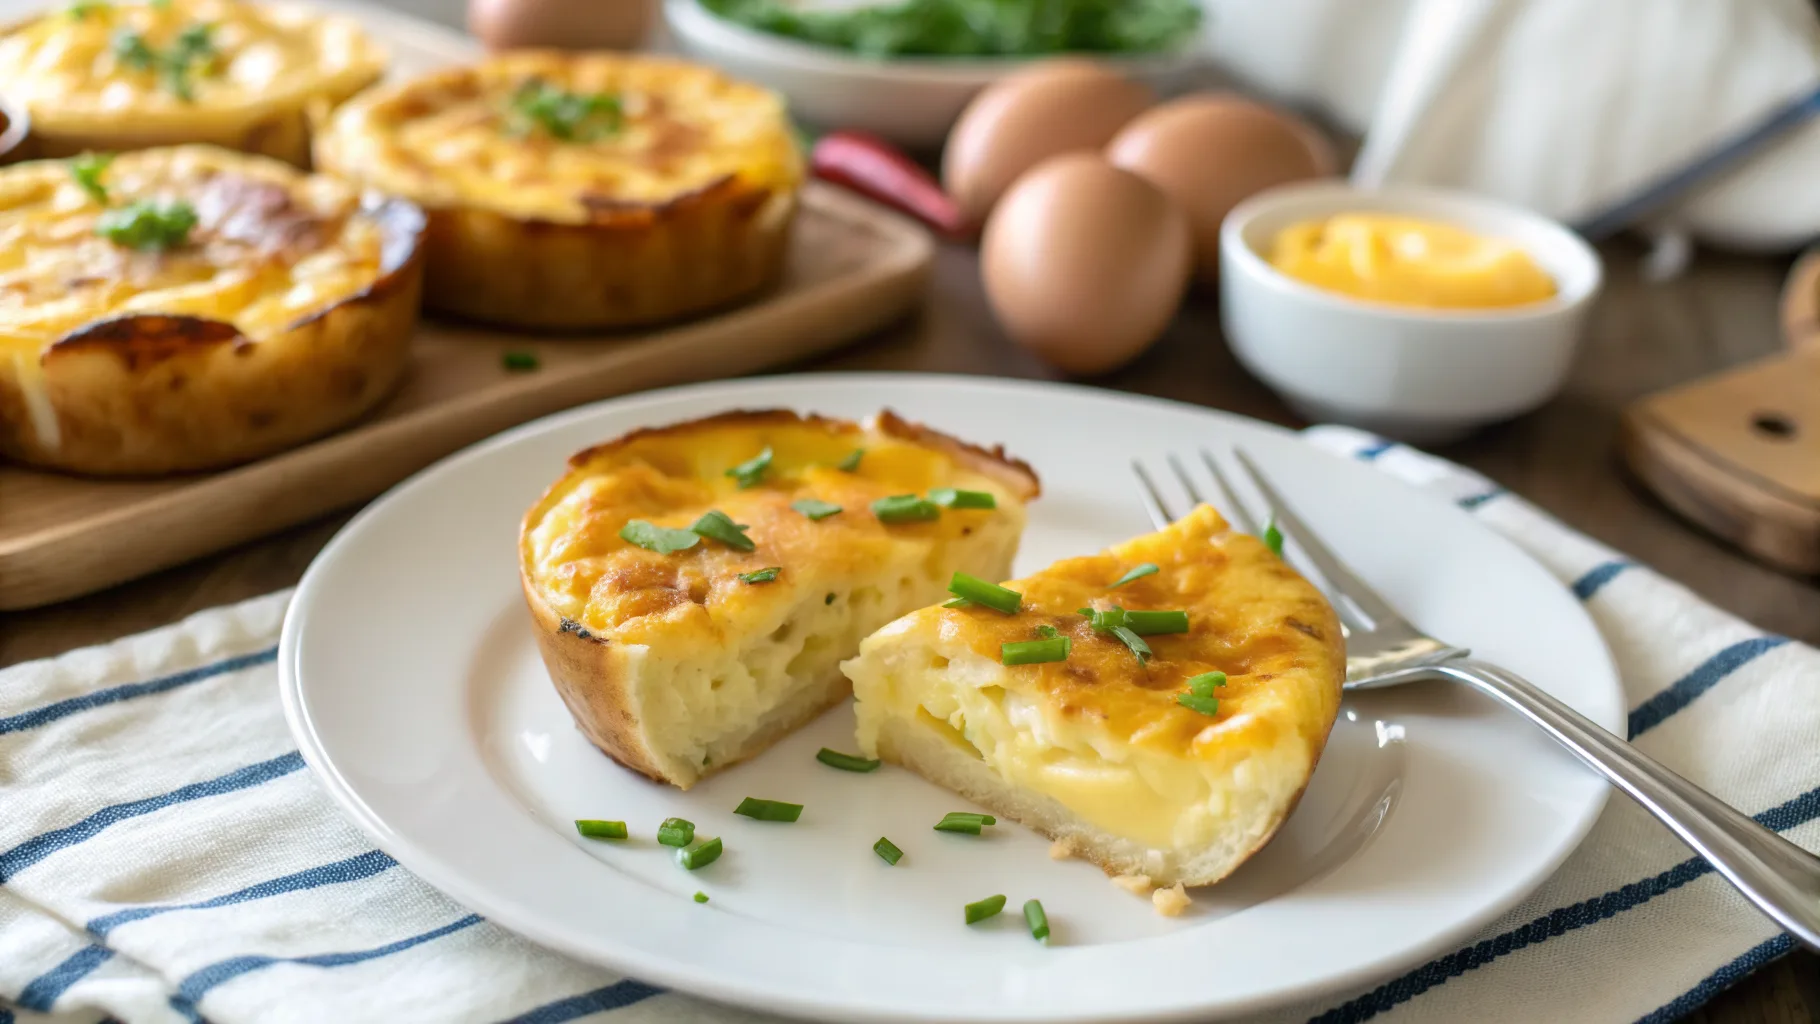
[872,494,939,523]
[737,567,781,584]
[1110,563,1159,588]
[825,592,837,605]
[501,350,539,371]
[574,819,627,840]
[690,509,755,551]
[1262,515,1283,557]
[657,817,696,848]
[506,80,624,141]
[726,447,773,489]
[947,572,1021,614]
[929,488,996,510]
[620,520,700,554]
[68,152,111,205]
[1037,624,1061,639]
[1023,899,1050,942]
[965,895,1007,924]
[1124,610,1189,635]
[1177,693,1220,716]
[1186,671,1227,697]
[96,198,197,251]
[837,449,864,471]
[693,891,709,903]
[1001,638,1070,665]
[676,836,722,870]
[934,811,996,835]
[791,497,842,521]
[942,597,972,608]
[874,836,904,865]
[734,797,803,822]
[1111,625,1151,665]
[816,748,881,772]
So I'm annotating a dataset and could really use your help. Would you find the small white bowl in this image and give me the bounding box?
[1219,181,1603,443]
[664,0,1203,149]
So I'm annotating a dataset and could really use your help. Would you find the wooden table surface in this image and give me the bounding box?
[3,1,1816,1018]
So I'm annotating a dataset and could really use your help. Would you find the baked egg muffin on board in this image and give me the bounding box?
[0,0,385,165]
[842,503,1344,890]
[0,145,425,475]
[315,52,802,331]
[519,410,1039,789]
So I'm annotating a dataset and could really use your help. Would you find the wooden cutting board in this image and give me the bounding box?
[1619,249,1820,574]
[0,182,934,609]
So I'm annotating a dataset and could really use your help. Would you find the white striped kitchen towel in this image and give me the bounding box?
[1,425,1815,1024]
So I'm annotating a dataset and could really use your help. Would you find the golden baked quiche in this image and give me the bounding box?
[0,0,385,165]
[316,52,802,330]
[843,504,1345,890]
[519,410,1039,789]
[0,145,424,475]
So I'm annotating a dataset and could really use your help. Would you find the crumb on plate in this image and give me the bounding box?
[1111,873,1152,896]
[1152,882,1192,917]
[1049,838,1077,861]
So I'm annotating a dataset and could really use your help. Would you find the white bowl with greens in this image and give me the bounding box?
[665,0,1205,148]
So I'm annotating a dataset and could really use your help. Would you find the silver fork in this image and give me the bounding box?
[1135,448,1820,951]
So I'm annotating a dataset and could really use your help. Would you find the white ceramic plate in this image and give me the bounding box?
[280,374,1622,1023]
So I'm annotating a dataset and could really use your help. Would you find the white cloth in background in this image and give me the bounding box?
[1205,0,1820,251]
[0,428,1815,1023]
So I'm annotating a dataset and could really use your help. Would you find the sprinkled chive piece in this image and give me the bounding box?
[872,493,939,523]
[836,449,864,471]
[1177,693,1219,716]
[69,152,112,205]
[825,592,837,605]
[942,597,972,608]
[733,797,803,822]
[656,817,696,848]
[1111,625,1151,665]
[620,520,700,554]
[1110,563,1159,588]
[96,198,197,251]
[690,509,755,551]
[791,497,842,521]
[1261,515,1284,557]
[928,488,996,510]
[1023,899,1050,942]
[726,447,773,489]
[1002,637,1069,666]
[965,894,1007,924]
[1037,625,1062,639]
[737,567,781,584]
[574,819,627,840]
[817,748,881,772]
[1125,610,1189,635]
[874,836,904,865]
[1185,671,1227,697]
[934,811,996,835]
[676,836,722,870]
[502,351,539,371]
[947,572,1021,614]
[693,891,709,903]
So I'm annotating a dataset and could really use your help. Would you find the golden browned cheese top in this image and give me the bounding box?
[0,0,384,126]
[929,504,1344,761]
[521,411,1038,644]
[0,145,388,353]
[318,52,802,224]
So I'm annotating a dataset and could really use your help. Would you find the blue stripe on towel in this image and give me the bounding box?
[1571,560,1633,600]
[1307,781,1820,1024]
[1456,488,1505,510]
[0,647,277,737]
[169,914,485,1021]
[1357,441,1396,461]
[88,850,398,937]
[16,945,114,1012]
[500,980,666,1023]
[0,751,305,880]
[1632,934,1796,1024]
[1627,636,1790,739]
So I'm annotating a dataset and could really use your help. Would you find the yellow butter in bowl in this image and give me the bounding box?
[1269,214,1557,310]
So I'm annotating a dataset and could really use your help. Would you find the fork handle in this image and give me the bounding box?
[1414,658,1820,949]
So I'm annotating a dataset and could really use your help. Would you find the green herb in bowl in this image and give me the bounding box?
[697,0,1201,59]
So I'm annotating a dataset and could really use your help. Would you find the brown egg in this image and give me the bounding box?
[1108,94,1336,284]
[982,154,1191,376]
[943,60,1154,230]
[468,0,653,51]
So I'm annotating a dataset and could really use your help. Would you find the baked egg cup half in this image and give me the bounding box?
[842,504,1345,888]
[0,144,425,476]
[0,0,385,166]
[519,410,1040,790]
[315,52,802,331]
